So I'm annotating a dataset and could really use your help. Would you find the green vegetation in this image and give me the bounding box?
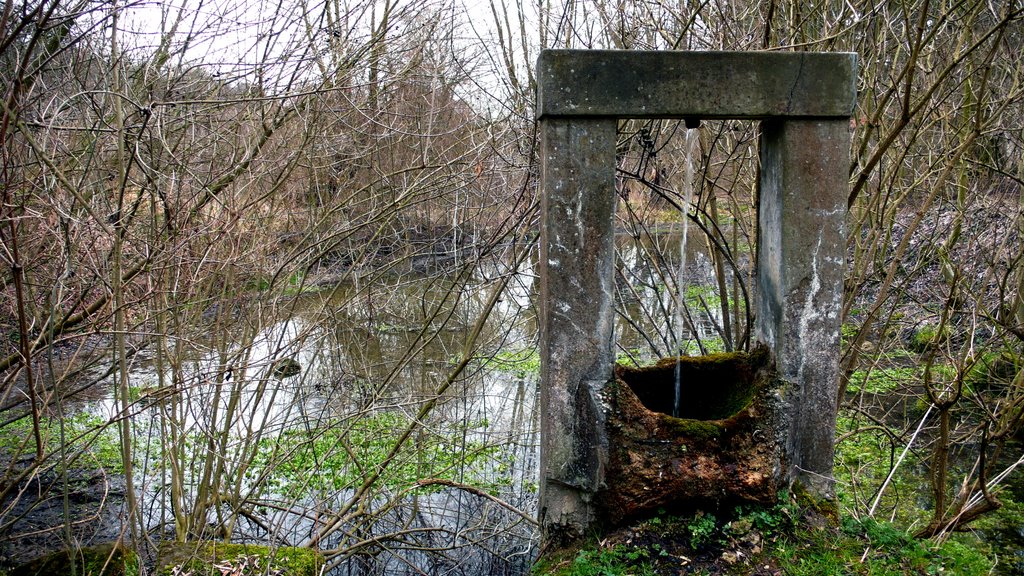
[664,417,724,443]
[0,412,124,472]
[248,412,507,497]
[687,511,719,548]
[543,545,656,576]
[485,348,541,378]
[679,337,726,355]
[833,414,922,524]
[533,503,994,576]
[11,543,138,576]
[841,322,860,345]
[615,348,647,367]
[909,323,951,353]
[846,366,918,394]
[246,271,307,295]
[774,517,992,576]
[156,542,321,576]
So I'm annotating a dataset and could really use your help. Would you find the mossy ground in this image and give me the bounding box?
[156,542,322,576]
[10,543,138,576]
[533,500,994,576]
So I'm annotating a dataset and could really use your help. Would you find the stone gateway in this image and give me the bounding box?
[536,49,857,549]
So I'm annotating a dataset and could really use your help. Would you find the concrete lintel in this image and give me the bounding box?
[537,50,857,120]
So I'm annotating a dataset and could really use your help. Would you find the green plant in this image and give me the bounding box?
[485,348,541,378]
[560,545,652,576]
[846,366,919,394]
[687,511,718,548]
[909,323,950,353]
[770,516,995,575]
[733,501,795,537]
[247,412,507,497]
[0,411,129,473]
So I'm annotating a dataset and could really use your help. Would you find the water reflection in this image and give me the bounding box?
[79,252,541,574]
[65,232,737,574]
[615,229,741,360]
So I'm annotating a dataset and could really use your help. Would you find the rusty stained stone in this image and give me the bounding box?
[597,347,781,527]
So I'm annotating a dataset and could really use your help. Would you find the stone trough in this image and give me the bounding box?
[601,346,779,525]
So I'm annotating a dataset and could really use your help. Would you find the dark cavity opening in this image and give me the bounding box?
[615,350,765,421]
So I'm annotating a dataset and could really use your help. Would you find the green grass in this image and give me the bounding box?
[847,361,985,395]
[846,366,919,394]
[774,516,992,576]
[833,414,927,526]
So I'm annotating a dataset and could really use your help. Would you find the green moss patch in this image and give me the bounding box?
[908,323,950,353]
[11,543,137,576]
[156,542,322,576]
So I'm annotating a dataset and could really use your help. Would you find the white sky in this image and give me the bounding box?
[110,0,535,100]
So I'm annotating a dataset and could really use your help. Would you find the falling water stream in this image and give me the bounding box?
[673,125,700,418]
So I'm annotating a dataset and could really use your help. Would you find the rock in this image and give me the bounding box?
[270,358,302,379]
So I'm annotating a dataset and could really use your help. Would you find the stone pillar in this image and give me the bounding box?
[537,117,617,547]
[756,119,850,497]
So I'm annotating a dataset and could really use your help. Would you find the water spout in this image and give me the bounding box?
[673,125,700,418]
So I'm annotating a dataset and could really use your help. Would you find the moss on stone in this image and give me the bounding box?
[791,481,840,524]
[662,417,723,443]
[909,323,950,353]
[156,542,322,576]
[11,543,138,576]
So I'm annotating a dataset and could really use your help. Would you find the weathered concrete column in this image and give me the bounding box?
[756,119,850,497]
[538,117,617,547]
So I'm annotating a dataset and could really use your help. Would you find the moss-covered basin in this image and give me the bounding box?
[614,348,765,420]
[598,346,781,525]
[156,542,322,576]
